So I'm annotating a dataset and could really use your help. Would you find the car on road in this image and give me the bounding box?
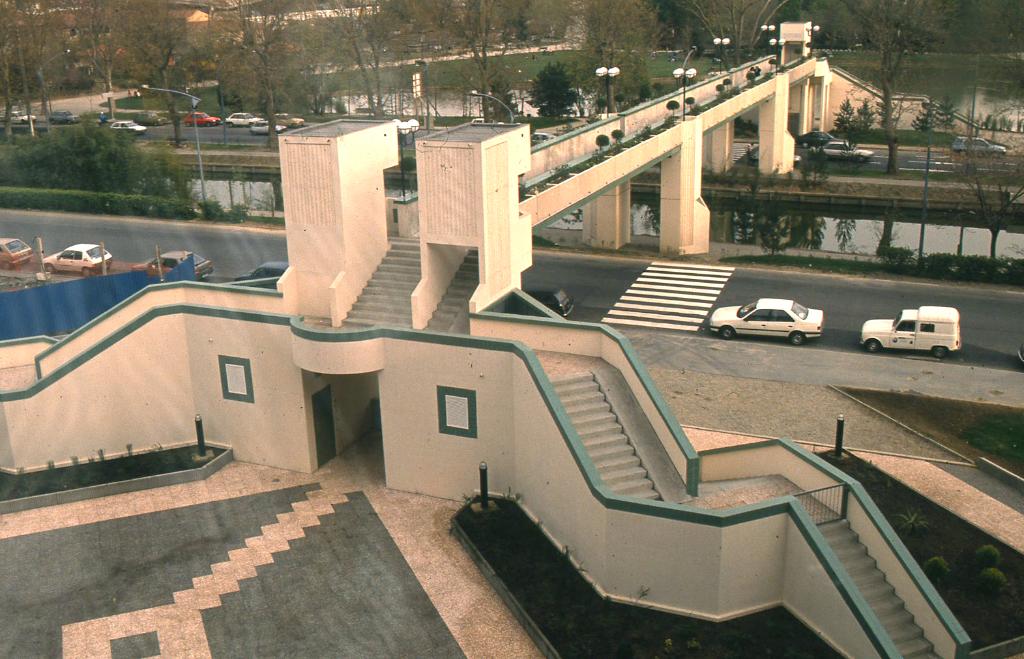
[951,136,1007,156]
[274,113,306,129]
[134,111,169,126]
[710,298,824,345]
[234,261,288,282]
[820,140,874,162]
[109,120,147,134]
[43,243,113,276]
[860,306,961,358]
[531,131,555,145]
[524,288,575,317]
[226,112,260,127]
[4,109,36,124]
[183,112,221,127]
[249,119,285,135]
[744,145,800,164]
[133,250,214,280]
[0,238,33,270]
[795,130,835,148]
[48,110,80,124]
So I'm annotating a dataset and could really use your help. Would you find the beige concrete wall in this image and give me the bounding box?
[0,338,54,370]
[386,198,419,238]
[291,332,386,375]
[700,443,839,492]
[758,74,796,174]
[782,517,883,658]
[829,68,922,131]
[412,243,467,328]
[660,119,710,255]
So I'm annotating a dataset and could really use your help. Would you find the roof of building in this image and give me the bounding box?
[421,122,521,144]
[287,118,394,138]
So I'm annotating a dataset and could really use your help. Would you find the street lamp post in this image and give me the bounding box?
[769,38,785,72]
[918,101,934,260]
[141,84,207,205]
[760,24,776,56]
[415,59,431,131]
[38,49,71,122]
[672,67,697,118]
[594,66,620,116]
[806,24,821,55]
[713,37,731,71]
[468,90,515,123]
[396,119,420,200]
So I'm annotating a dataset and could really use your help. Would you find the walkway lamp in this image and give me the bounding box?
[595,65,620,115]
[672,67,698,118]
[713,37,731,71]
[769,38,785,71]
[468,90,515,123]
[395,119,419,201]
[141,84,207,206]
[38,49,71,123]
[806,24,821,54]
[760,24,776,55]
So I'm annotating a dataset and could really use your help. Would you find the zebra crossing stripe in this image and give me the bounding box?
[637,276,724,290]
[620,295,713,308]
[611,303,708,318]
[651,261,734,271]
[600,317,701,331]
[624,287,718,302]
[603,260,735,333]
[632,282,721,294]
[643,269,731,282]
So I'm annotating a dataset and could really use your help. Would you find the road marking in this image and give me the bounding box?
[603,261,734,333]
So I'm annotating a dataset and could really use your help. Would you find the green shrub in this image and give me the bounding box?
[923,556,950,583]
[595,134,610,149]
[1001,258,1024,286]
[895,509,930,536]
[877,246,915,273]
[956,255,1000,282]
[917,253,959,279]
[225,204,249,223]
[975,544,1002,569]
[977,567,1008,596]
[199,199,226,220]
[0,186,195,219]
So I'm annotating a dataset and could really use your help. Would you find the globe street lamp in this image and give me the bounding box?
[713,37,731,71]
[806,24,821,54]
[769,38,785,71]
[760,24,776,55]
[141,84,207,205]
[595,65,620,116]
[395,119,420,201]
[672,67,697,117]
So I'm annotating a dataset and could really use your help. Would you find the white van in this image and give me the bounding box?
[860,306,961,358]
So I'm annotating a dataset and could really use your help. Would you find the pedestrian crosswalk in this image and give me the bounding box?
[731,142,753,163]
[601,261,734,332]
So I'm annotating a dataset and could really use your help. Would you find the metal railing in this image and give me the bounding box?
[794,483,848,525]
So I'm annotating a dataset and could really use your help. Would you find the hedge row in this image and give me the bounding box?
[0,187,196,220]
[878,247,1024,285]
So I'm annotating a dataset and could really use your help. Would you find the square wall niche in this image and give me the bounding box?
[219,355,254,403]
[437,386,477,438]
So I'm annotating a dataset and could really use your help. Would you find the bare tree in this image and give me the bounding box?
[70,0,129,118]
[0,0,16,140]
[959,155,1024,258]
[683,0,789,52]
[577,0,656,113]
[841,0,949,174]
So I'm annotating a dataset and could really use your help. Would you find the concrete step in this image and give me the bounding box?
[372,271,420,284]
[376,263,421,275]
[564,400,610,416]
[614,481,659,499]
[602,465,649,485]
[839,552,877,574]
[552,374,595,388]
[578,421,625,440]
[595,453,641,472]
[895,635,933,658]
[878,607,915,631]
[582,432,629,450]
[558,386,602,404]
[345,310,410,326]
[351,298,411,312]
[590,445,634,464]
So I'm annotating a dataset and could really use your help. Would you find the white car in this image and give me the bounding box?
[109,120,147,134]
[249,119,285,135]
[226,112,260,127]
[709,298,824,345]
[10,109,36,124]
[43,243,113,276]
[861,306,961,359]
[819,140,874,162]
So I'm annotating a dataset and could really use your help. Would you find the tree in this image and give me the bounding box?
[958,156,1024,257]
[529,61,576,116]
[576,0,656,114]
[840,0,950,173]
[833,97,873,147]
[684,0,790,53]
[912,100,938,132]
[70,0,129,119]
[833,98,856,135]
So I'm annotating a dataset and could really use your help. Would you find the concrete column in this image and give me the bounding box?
[583,182,631,249]
[798,80,814,135]
[816,77,832,130]
[660,119,709,255]
[758,73,796,175]
[705,121,734,174]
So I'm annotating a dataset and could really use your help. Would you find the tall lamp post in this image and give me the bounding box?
[918,101,934,260]
[769,38,785,72]
[594,66,620,116]
[760,24,776,55]
[468,90,515,123]
[396,119,419,200]
[672,67,697,117]
[38,49,71,122]
[415,59,431,131]
[141,85,207,205]
[713,37,731,71]
[806,24,821,55]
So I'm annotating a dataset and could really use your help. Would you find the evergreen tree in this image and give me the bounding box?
[529,62,577,117]
[833,98,856,134]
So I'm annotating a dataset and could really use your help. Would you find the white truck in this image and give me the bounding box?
[860,306,961,359]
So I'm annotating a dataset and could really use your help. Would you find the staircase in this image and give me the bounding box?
[344,238,420,328]
[552,374,660,501]
[820,519,938,659]
[427,250,479,333]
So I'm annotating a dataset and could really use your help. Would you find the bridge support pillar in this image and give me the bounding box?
[758,74,796,175]
[704,121,734,173]
[660,119,709,255]
[815,77,831,130]
[798,80,814,135]
[583,182,631,249]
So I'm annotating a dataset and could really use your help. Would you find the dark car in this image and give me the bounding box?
[525,288,575,317]
[234,261,288,281]
[794,130,835,148]
[48,110,80,125]
[133,250,214,280]
[134,111,170,126]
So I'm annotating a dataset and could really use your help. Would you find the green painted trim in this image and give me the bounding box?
[229,277,280,288]
[0,335,58,347]
[218,355,254,403]
[529,116,619,154]
[482,289,566,321]
[437,385,478,438]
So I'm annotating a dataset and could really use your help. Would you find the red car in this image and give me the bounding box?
[183,112,221,127]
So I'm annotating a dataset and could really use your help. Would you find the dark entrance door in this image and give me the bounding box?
[312,385,337,467]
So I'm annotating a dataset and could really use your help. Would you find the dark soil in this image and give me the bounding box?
[0,446,223,501]
[840,388,1024,477]
[821,451,1024,648]
[456,499,840,659]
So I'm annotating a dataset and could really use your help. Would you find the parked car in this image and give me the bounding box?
[226,112,260,127]
[820,140,874,162]
[7,109,36,124]
[42,243,113,276]
[794,130,835,148]
[531,131,555,145]
[109,120,147,134]
[183,112,221,127]
[745,145,800,164]
[860,306,961,358]
[274,113,306,128]
[234,261,288,281]
[524,288,575,317]
[48,110,80,124]
[134,111,169,126]
[709,298,824,345]
[951,136,1007,155]
[0,237,33,270]
[249,119,285,135]
[132,250,214,280]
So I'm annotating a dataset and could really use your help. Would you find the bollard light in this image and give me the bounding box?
[834,414,845,458]
[479,461,489,509]
[195,414,206,457]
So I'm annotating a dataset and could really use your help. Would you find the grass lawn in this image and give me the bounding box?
[456,499,841,658]
[720,254,887,276]
[839,389,1024,477]
[854,129,957,149]
[821,451,1024,648]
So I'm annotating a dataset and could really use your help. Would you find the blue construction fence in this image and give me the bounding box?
[0,256,195,341]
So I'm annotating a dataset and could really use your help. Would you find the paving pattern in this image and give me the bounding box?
[602,261,734,332]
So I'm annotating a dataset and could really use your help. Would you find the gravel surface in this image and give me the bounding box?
[648,367,963,461]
